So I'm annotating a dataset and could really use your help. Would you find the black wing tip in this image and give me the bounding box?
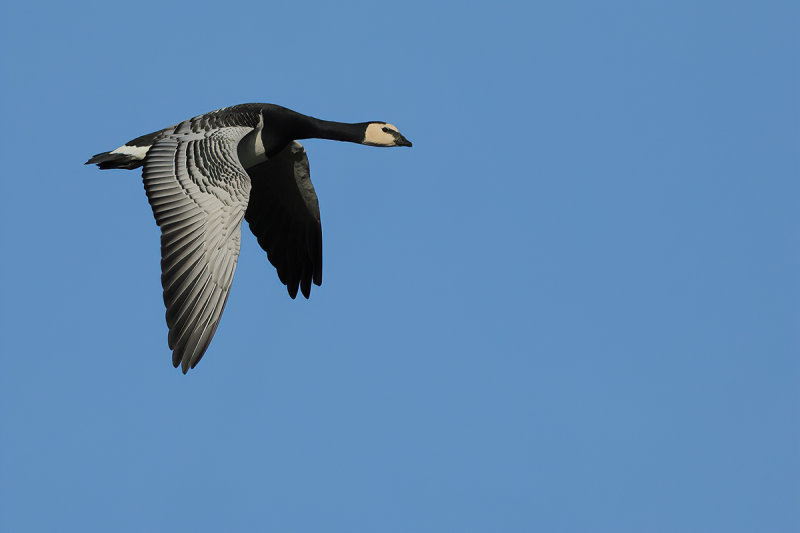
[171,344,208,374]
[172,352,186,372]
[176,357,192,374]
[171,349,192,374]
[287,283,299,299]
[169,346,211,374]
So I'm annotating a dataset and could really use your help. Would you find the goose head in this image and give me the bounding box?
[363,123,412,147]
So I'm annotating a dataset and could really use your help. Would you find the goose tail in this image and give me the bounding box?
[85,146,148,170]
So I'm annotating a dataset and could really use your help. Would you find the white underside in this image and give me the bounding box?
[237,120,267,169]
[111,144,149,159]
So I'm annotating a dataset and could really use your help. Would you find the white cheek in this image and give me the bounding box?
[364,124,395,146]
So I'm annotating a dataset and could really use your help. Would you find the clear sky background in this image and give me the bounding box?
[1,1,798,532]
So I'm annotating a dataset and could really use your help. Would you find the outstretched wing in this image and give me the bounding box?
[142,127,253,373]
[245,142,323,299]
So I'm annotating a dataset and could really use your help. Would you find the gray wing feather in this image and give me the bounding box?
[142,127,253,373]
[245,142,322,299]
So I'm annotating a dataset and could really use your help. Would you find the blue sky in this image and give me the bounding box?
[1,1,798,531]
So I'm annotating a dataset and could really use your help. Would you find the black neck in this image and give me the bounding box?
[263,107,368,145]
[291,115,368,144]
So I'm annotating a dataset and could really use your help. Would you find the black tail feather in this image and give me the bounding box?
[85,151,143,170]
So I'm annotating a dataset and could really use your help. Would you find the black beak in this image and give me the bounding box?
[395,134,412,147]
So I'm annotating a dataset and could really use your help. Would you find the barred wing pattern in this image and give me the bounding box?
[126,104,266,152]
[245,142,323,299]
[142,127,253,373]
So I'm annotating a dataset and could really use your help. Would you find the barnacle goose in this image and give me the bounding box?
[86,103,412,373]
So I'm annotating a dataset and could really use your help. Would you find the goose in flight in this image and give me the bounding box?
[86,103,412,373]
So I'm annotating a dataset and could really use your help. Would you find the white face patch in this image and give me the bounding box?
[364,123,400,146]
[110,144,149,159]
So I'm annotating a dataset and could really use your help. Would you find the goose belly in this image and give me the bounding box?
[237,128,268,169]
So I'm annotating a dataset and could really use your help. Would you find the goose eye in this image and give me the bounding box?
[381,127,390,133]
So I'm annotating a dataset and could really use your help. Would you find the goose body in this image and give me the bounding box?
[86,103,411,373]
